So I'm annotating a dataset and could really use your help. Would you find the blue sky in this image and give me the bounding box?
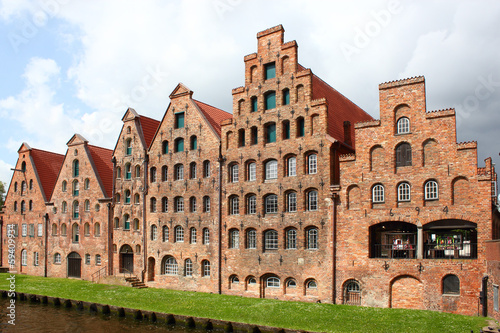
[0,0,499,189]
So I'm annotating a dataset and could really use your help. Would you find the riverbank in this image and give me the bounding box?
[0,273,490,333]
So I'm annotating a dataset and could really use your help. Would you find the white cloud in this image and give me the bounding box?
[0,159,14,185]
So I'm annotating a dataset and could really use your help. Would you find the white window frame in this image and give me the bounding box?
[185,259,193,276]
[231,164,239,183]
[151,225,158,241]
[190,228,197,244]
[398,182,411,202]
[34,252,39,266]
[287,192,297,212]
[202,260,210,277]
[248,162,256,181]
[266,277,280,288]
[54,253,61,264]
[308,154,317,174]
[230,229,240,249]
[286,228,297,249]
[264,230,278,250]
[246,229,257,249]
[424,180,439,200]
[203,196,210,213]
[307,227,319,249]
[397,117,410,134]
[372,184,385,203]
[175,226,184,242]
[265,160,278,180]
[288,156,296,176]
[265,194,278,214]
[22,223,27,237]
[21,250,27,266]
[203,228,210,245]
[308,190,318,211]
[175,164,184,181]
[247,195,256,214]
[175,197,184,213]
[230,196,239,215]
[164,257,178,275]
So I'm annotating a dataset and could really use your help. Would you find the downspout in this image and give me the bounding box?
[217,143,224,294]
[44,213,48,277]
[141,152,149,283]
[481,275,488,317]
[331,141,340,304]
[110,157,116,276]
[0,216,3,267]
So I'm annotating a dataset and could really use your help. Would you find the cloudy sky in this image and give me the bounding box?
[0,0,499,188]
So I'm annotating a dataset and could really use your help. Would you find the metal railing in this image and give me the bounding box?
[343,292,361,306]
[423,242,477,259]
[371,244,416,259]
[91,266,107,283]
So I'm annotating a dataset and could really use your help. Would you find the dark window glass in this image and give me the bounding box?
[251,97,257,112]
[266,123,276,143]
[396,143,412,167]
[264,62,276,80]
[283,89,290,105]
[265,92,276,110]
[175,112,185,128]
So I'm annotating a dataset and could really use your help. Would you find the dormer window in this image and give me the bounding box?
[264,62,276,80]
[397,117,410,134]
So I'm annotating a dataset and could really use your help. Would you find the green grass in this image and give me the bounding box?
[0,273,489,333]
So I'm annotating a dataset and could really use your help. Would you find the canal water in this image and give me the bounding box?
[0,297,191,333]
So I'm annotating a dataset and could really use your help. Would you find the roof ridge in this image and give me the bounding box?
[31,147,65,157]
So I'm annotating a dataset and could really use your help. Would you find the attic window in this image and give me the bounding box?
[264,62,276,80]
[175,112,185,129]
[74,149,78,156]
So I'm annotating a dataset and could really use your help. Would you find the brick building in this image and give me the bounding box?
[1,143,64,276]
[46,134,113,280]
[334,76,497,315]
[220,25,372,302]
[0,25,498,317]
[112,109,160,279]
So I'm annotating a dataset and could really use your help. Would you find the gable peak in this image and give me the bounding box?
[67,133,88,147]
[121,107,139,122]
[18,142,32,154]
[169,83,193,99]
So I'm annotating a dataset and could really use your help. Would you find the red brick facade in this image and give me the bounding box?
[0,25,497,317]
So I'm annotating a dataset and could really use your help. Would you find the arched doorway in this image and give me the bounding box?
[119,244,134,274]
[390,275,423,309]
[67,252,82,278]
[147,257,155,282]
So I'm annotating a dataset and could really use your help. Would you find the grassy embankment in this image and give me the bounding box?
[0,273,489,333]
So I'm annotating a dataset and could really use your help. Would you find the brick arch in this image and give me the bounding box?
[452,176,470,205]
[346,185,361,210]
[422,138,439,166]
[369,145,385,171]
[390,275,423,309]
[260,273,281,299]
[394,104,411,122]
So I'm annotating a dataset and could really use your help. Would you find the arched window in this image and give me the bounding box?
[161,165,168,182]
[115,193,121,203]
[174,197,184,212]
[84,178,90,189]
[61,223,67,236]
[231,275,240,284]
[21,249,27,266]
[264,91,276,110]
[229,163,239,183]
[14,182,18,192]
[134,193,140,204]
[84,222,90,236]
[84,199,90,211]
[265,160,278,180]
[229,229,240,249]
[72,223,79,243]
[54,253,61,264]
[125,163,132,179]
[229,195,239,215]
[162,226,169,242]
[246,229,257,249]
[73,160,79,177]
[52,223,58,236]
[395,142,412,167]
[162,197,168,212]
[190,197,197,212]
[116,167,122,179]
[190,162,197,179]
[125,190,131,204]
[201,260,210,277]
[203,160,211,178]
[190,227,197,244]
[265,194,278,214]
[203,228,210,245]
[13,201,18,212]
[125,138,132,155]
[264,230,278,250]
[250,96,258,112]
[62,180,67,192]
[307,153,317,174]
[246,194,256,214]
[307,279,317,289]
[29,179,33,190]
[20,200,26,213]
[343,279,361,305]
[286,278,297,288]
[133,219,139,231]
[29,200,33,211]
[150,167,157,183]
[94,222,100,236]
[164,257,178,275]
[266,277,280,288]
[123,214,130,230]
[21,181,26,195]
[184,259,193,276]
[287,156,296,176]
[72,201,79,219]
[296,117,305,137]
[286,191,297,212]
[247,162,256,181]
[286,228,297,249]
[175,226,184,242]
[443,274,460,295]
[162,140,169,154]
[135,165,141,178]
[264,62,275,80]
[397,182,411,202]
[21,161,26,172]
[150,197,157,212]
[72,180,79,196]
[424,180,439,200]
[306,227,318,249]
[307,190,318,211]
[151,225,158,241]
[203,196,211,213]
[114,217,119,229]
[190,135,197,150]
[397,117,410,134]
[174,164,184,180]
[62,201,67,213]
[372,184,385,203]
[175,138,184,152]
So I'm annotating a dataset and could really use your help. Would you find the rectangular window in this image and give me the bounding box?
[85,254,91,265]
[297,118,305,137]
[266,124,276,143]
[96,255,101,265]
[37,224,43,237]
[251,127,258,145]
[22,223,27,237]
[248,163,256,181]
[283,89,290,105]
[175,139,184,152]
[231,165,239,182]
[34,252,39,266]
[175,112,185,128]
[247,196,256,214]
[264,62,276,80]
[265,92,276,110]
[251,97,258,112]
[494,285,499,312]
[283,121,290,140]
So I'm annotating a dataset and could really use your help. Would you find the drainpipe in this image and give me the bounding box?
[44,213,49,277]
[110,156,116,276]
[0,216,3,267]
[217,144,225,294]
[141,152,149,283]
[481,275,488,317]
[331,192,338,304]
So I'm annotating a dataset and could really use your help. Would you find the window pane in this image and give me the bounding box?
[266,160,278,180]
[283,89,290,105]
[265,230,278,250]
[288,157,296,176]
[265,92,276,110]
[251,97,258,112]
[265,62,276,80]
[248,163,256,181]
[175,112,185,128]
[265,195,278,214]
[247,229,256,249]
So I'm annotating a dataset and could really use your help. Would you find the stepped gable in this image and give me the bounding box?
[138,115,160,149]
[298,64,373,147]
[30,148,65,201]
[87,145,113,198]
[193,99,232,138]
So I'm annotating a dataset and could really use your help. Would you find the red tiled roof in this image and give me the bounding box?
[87,145,113,198]
[193,100,232,138]
[138,115,160,149]
[30,148,65,202]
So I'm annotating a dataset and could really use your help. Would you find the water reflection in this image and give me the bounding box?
[0,297,188,333]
